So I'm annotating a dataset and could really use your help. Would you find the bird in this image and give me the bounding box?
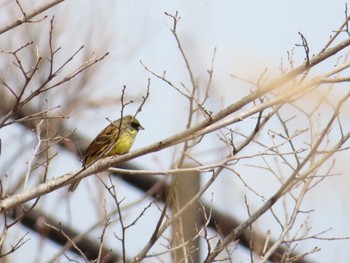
[68,115,144,192]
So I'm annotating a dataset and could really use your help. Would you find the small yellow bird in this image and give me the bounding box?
[68,115,144,192]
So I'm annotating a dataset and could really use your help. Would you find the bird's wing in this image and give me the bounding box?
[83,123,122,164]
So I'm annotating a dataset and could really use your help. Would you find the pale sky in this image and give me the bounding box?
[1,0,350,262]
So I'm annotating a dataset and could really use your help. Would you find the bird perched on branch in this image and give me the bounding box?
[68,115,144,192]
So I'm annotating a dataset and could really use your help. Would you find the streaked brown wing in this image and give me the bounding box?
[83,123,121,164]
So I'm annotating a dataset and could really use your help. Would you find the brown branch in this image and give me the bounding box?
[204,93,350,262]
[0,0,66,35]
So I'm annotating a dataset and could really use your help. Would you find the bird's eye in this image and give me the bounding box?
[131,122,140,130]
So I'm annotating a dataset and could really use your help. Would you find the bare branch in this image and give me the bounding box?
[0,0,66,35]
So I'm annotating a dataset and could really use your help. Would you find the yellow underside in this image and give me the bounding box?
[108,129,137,155]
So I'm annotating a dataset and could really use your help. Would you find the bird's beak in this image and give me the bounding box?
[139,125,145,131]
